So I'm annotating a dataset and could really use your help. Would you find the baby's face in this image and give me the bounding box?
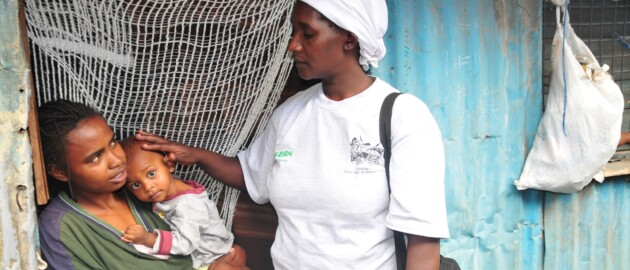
[125,148,175,203]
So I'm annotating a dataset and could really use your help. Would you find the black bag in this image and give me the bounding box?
[379,92,461,270]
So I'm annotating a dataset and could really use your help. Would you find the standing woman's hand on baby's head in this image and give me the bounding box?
[135,130,200,166]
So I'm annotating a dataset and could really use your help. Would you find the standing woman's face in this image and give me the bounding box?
[288,2,348,80]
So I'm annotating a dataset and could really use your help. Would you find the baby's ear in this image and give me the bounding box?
[48,164,69,182]
[163,156,176,173]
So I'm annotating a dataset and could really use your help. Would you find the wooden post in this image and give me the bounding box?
[18,0,49,205]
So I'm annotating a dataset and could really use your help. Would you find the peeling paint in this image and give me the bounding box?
[516,0,538,31]
[0,0,39,269]
[492,0,508,31]
[377,1,628,269]
[377,0,543,269]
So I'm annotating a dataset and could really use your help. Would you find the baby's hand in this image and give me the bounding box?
[121,224,149,245]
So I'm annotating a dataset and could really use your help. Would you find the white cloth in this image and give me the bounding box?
[238,78,450,269]
[152,180,234,269]
[300,0,388,71]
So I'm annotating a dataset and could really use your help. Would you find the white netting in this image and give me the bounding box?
[25,0,295,229]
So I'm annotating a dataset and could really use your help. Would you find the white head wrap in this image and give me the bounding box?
[300,0,388,71]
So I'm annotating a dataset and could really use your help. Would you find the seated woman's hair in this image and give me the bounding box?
[38,99,101,196]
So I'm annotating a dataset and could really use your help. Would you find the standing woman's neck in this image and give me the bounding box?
[321,63,374,101]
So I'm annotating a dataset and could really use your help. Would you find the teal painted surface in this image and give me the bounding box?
[544,178,630,270]
[376,1,544,269]
[0,0,39,269]
[378,1,630,269]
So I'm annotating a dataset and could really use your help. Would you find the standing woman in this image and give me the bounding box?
[137,1,450,269]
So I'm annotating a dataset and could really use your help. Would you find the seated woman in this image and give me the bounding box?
[37,99,192,269]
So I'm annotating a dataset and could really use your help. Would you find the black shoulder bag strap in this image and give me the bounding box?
[379,92,406,270]
[379,92,462,270]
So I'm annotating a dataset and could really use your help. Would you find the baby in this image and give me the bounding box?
[120,137,248,270]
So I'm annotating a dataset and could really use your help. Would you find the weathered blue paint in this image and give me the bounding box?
[544,178,630,270]
[0,0,39,269]
[377,0,544,269]
[379,1,630,269]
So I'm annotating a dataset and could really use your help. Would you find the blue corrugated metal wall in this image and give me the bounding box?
[0,0,40,269]
[544,179,630,270]
[377,1,544,269]
[377,1,630,269]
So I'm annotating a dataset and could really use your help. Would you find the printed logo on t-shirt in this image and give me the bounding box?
[345,137,383,175]
[274,150,293,162]
[349,136,384,166]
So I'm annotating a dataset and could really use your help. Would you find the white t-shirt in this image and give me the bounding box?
[237,78,449,270]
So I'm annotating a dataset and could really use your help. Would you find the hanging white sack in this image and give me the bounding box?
[515,7,624,193]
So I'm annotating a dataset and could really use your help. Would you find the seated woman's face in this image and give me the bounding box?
[58,116,128,197]
[288,1,348,80]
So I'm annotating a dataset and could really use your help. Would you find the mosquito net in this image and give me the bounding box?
[25,0,295,228]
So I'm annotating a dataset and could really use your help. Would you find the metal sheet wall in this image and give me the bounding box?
[378,1,630,269]
[541,1,630,269]
[377,0,544,269]
[0,0,39,269]
[544,179,630,270]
